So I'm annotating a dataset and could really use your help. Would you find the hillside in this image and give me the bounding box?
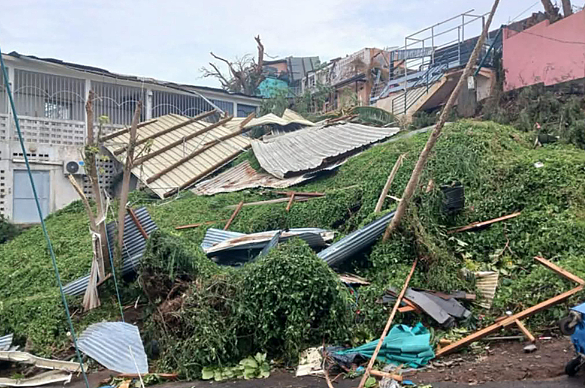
[1,120,584,366]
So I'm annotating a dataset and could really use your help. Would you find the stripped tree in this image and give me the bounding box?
[116,102,143,266]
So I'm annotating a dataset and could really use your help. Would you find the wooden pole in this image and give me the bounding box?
[224,201,244,230]
[383,0,500,242]
[374,153,407,213]
[285,193,296,212]
[357,259,417,388]
[561,0,573,16]
[116,102,142,266]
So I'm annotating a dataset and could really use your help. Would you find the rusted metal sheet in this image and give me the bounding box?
[193,160,341,195]
[104,114,250,198]
[252,123,400,178]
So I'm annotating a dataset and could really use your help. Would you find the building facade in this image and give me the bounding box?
[0,52,262,223]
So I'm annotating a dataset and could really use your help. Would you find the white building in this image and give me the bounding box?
[0,52,262,223]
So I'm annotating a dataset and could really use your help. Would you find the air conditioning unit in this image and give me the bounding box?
[63,160,86,175]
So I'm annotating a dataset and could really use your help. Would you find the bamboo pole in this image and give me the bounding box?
[357,259,417,388]
[383,0,500,242]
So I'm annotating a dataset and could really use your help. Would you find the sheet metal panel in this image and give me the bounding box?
[78,322,148,374]
[63,207,157,296]
[0,334,13,351]
[104,114,251,198]
[318,211,395,267]
[193,161,313,195]
[252,124,399,178]
[201,227,334,255]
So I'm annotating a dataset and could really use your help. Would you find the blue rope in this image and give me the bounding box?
[0,48,90,388]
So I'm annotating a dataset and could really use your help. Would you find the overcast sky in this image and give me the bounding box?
[2,1,545,88]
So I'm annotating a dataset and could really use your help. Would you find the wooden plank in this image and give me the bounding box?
[447,212,521,234]
[225,195,324,208]
[285,193,296,212]
[133,115,233,166]
[369,370,402,382]
[275,191,325,197]
[127,208,148,240]
[358,259,417,388]
[398,305,417,313]
[374,153,407,213]
[534,256,585,285]
[175,220,228,230]
[224,201,244,230]
[239,111,256,129]
[99,118,158,142]
[436,285,582,357]
[514,319,535,342]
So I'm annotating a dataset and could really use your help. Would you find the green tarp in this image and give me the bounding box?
[336,323,434,368]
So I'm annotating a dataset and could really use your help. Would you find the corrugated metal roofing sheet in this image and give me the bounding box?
[192,161,317,195]
[104,114,250,198]
[475,271,499,309]
[78,322,148,374]
[318,211,395,267]
[63,207,157,296]
[226,109,315,131]
[201,227,335,255]
[252,123,400,178]
[0,334,13,351]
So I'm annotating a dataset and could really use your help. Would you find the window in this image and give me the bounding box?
[44,101,71,120]
[237,104,257,118]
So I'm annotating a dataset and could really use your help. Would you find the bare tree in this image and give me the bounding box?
[541,0,562,21]
[116,102,143,266]
[561,0,573,16]
[201,36,265,95]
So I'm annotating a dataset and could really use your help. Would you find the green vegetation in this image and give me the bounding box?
[0,214,21,244]
[1,120,584,376]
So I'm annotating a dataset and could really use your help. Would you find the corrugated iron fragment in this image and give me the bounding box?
[318,211,395,267]
[252,123,400,178]
[201,228,335,256]
[78,322,148,374]
[63,207,157,296]
[0,370,72,387]
[0,334,13,351]
[475,271,499,309]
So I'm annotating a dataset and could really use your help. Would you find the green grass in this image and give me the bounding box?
[1,119,584,357]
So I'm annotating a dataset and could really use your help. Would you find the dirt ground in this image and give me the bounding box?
[21,337,582,388]
[408,337,575,385]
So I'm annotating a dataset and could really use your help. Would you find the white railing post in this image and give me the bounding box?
[146,89,153,120]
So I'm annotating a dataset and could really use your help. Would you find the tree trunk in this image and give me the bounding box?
[541,0,562,21]
[116,102,143,266]
[561,0,573,16]
[84,91,107,278]
[382,0,501,242]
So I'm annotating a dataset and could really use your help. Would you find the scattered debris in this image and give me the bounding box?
[201,227,335,257]
[524,344,538,353]
[534,161,544,168]
[474,271,500,309]
[0,370,72,387]
[448,212,521,234]
[0,334,13,351]
[296,347,324,377]
[0,351,81,372]
[437,257,584,357]
[339,274,371,286]
[335,322,434,369]
[252,123,400,178]
[63,207,157,296]
[193,160,341,195]
[78,322,148,374]
[224,201,244,230]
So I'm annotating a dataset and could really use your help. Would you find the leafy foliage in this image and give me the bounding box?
[0,215,21,244]
[201,353,270,381]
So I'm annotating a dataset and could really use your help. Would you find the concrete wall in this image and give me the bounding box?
[503,10,585,91]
